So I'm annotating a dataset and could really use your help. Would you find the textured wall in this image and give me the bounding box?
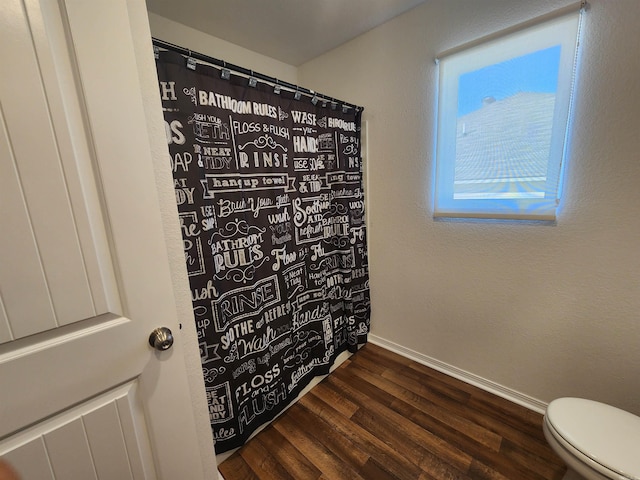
[298,0,640,414]
[147,13,298,84]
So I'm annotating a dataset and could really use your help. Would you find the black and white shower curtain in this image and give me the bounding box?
[155,50,370,453]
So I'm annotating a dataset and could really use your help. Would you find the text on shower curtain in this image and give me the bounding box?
[156,50,370,453]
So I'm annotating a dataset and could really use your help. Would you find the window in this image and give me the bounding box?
[433,9,583,220]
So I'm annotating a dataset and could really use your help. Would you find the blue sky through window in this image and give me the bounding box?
[457,45,561,117]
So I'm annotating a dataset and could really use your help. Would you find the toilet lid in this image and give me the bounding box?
[546,398,640,480]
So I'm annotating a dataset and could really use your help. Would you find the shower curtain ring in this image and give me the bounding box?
[248,70,257,87]
[220,60,231,80]
[186,50,196,70]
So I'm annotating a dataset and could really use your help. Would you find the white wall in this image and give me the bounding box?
[299,0,640,415]
[147,12,298,84]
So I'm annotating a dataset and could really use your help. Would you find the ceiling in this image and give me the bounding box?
[145,0,428,66]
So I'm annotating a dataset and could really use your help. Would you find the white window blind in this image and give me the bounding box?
[433,7,583,220]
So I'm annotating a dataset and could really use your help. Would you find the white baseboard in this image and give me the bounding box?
[367,334,547,414]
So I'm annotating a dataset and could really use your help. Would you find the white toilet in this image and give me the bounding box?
[543,397,640,480]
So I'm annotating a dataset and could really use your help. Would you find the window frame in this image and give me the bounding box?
[433,9,583,221]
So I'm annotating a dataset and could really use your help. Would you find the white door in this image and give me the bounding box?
[0,1,208,478]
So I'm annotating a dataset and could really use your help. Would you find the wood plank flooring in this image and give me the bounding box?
[218,343,567,480]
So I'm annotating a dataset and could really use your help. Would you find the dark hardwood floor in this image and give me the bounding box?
[218,343,567,479]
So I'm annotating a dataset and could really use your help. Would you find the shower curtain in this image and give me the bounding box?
[156,50,370,453]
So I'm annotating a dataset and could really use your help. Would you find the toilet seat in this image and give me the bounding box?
[545,398,640,480]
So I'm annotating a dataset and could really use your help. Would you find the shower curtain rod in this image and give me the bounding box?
[152,38,362,112]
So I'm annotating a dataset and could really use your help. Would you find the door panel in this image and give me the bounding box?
[2,382,154,480]
[45,420,102,480]
[0,0,207,478]
[1,0,98,329]
[0,315,145,439]
[2,439,54,480]
[0,297,10,343]
[0,104,58,337]
[0,0,117,340]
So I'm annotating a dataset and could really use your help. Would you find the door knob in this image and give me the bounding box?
[149,327,174,351]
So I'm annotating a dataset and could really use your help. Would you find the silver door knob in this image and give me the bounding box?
[149,327,174,351]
